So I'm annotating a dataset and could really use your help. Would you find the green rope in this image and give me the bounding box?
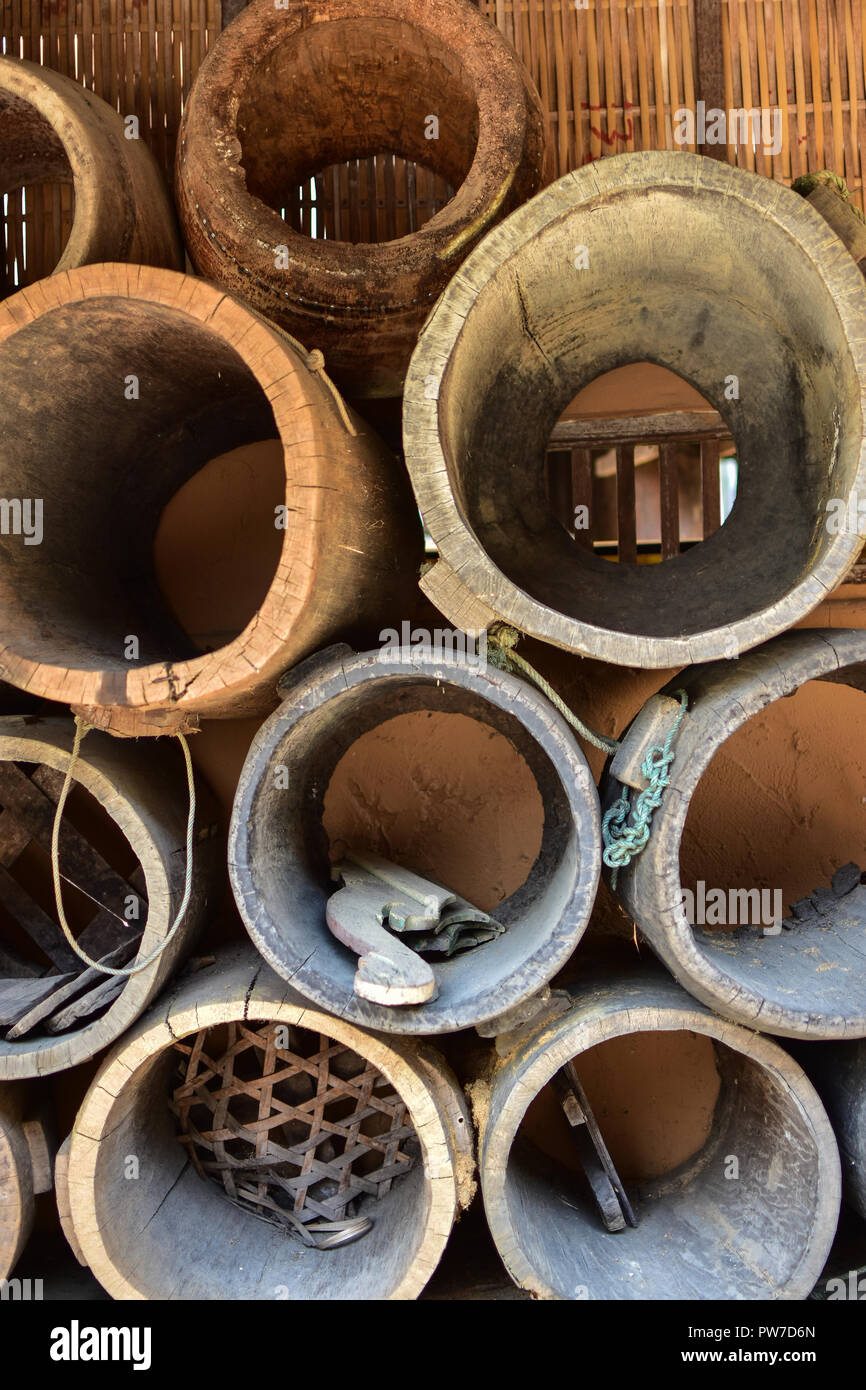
[487,624,619,755]
[602,689,688,889]
[486,624,688,885]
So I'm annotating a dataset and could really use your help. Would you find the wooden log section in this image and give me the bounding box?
[64,947,475,1300]
[405,152,866,667]
[602,629,866,1040]
[788,1039,866,1223]
[477,965,841,1301]
[177,0,549,398]
[0,1081,54,1278]
[0,716,219,1079]
[0,56,182,290]
[0,265,423,736]
[228,645,600,1035]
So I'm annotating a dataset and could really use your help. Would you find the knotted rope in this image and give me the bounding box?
[50,714,196,977]
[487,623,687,884]
[601,689,688,889]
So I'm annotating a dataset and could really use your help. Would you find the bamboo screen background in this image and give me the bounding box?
[1,0,863,216]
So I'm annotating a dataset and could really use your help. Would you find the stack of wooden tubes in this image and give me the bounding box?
[0,0,865,1303]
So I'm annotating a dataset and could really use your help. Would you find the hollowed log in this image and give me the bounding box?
[0,56,182,285]
[478,965,840,1300]
[0,716,219,1079]
[405,152,866,666]
[64,947,475,1300]
[789,1039,866,1222]
[0,265,423,736]
[602,629,866,1039]
[228,645,600,1034]
[176,0,548,397]
[0,1082,53,1278]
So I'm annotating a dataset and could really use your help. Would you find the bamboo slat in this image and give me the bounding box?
[478,0,865,212]
[1,0,864,288]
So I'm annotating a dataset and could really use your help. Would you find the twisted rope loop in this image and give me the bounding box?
[602,689,688,888]
[50,714,196,978]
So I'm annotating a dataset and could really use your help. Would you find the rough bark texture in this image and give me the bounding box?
[228,645,600,1034]
[405,153,866,666]
[177,0,549,397]
[478,962,841,1301]
[0,56,182,279]
[602,629,866,1039]
[0,265,423,735]
[64,946,475,1300]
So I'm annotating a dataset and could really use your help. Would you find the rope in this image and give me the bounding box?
[303,347,358,436]
[601,689,688,889]
[487,624,619,754]
[486,623,687,886]
[50,715,196,978]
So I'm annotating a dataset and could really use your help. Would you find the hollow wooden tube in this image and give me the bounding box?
[0,56,182,280]
[789,1038,866,1222]
[602,629,866,1040]
[0,265,423,736]
[0,716,219,1079]
[228,644,601,1034]
[404,152,866,666]
[477,966,841,1301]
[177,0,549,397]
[64,947,475,1300]
[0,1082,54,1278]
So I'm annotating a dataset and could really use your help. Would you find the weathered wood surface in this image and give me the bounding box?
[477,963,841,1301]
[64,946,475,1300]
[0,55,182,288]
[405,152,866,666]
[54,1135,86,1267]
[0,1081,54,1278]
[789,1038,866,1223]
[0,265,423,735]
[0,716,219,1079]
[177,0,549,397]
[228,645,601,1035]
[602,629,866,1040]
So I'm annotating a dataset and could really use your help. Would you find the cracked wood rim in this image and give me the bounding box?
[177,0,548,396]
[0,55,182,278]
[0,265,421,735]
[404,152,866,666]
[479,966,841,1300]
[603,629,866,1039]
[65,947,475,1300]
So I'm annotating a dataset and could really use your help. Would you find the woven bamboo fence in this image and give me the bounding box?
[2,0,863,258]
[479,1,865,212]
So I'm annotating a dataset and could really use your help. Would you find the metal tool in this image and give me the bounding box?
[553,1059,638,1234]
[327,852,505,1006]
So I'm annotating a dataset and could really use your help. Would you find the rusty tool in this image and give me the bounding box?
[553,1059,638,1234]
